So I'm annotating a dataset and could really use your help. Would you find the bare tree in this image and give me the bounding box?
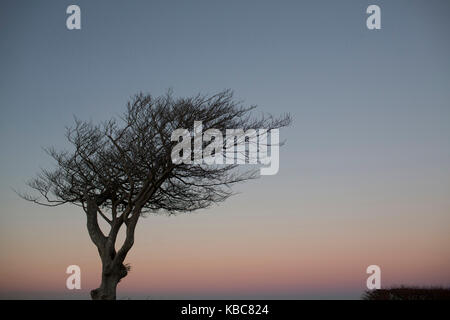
[20,90,291,300]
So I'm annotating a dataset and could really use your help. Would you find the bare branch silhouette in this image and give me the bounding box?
[20,89,292,300]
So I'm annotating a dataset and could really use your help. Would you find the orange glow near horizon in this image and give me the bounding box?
[1,199,449,298]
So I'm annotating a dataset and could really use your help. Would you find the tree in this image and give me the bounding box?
[21,90,291,300]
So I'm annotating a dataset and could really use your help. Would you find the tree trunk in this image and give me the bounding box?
[91,274,119,300]
[90,262,128,300]
[84,198,137,300]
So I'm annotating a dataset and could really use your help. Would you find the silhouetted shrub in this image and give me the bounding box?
[362,286,450,300]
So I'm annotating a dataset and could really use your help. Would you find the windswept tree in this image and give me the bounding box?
[21,90,291,300]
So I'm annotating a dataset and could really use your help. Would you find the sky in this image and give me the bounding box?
[0,0,449,299]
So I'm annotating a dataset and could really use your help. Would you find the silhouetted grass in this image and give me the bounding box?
[362,286,450,300]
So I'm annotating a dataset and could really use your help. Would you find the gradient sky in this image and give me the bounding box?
[0,0,449,299]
